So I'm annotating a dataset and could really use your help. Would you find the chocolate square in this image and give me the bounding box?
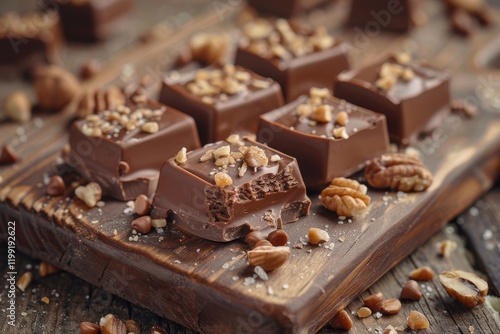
[0,11,63,65]
[58,0,133,42]
[67,98,200,201]
[334,55,450,144]
[248,0,333,18]
[258,90,390,189]
[235,19,350,102]
[347,0,417,32]
[152,136,311,242]
[158,64,284,145]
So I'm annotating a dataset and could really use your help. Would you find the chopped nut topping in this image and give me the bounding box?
[214,172,233,188]
[226,134,244,146]
[335,111,349,126]
[213,145,231,159]
[376,54,415,91]
[185,66,271,103]
[270,154,282,162]
[238,162,248,177]
[333,126,349,139]
[242,18,334,59]
[175,147,187,164]
[311,104,332,123]
[140,121,159,134]
[244,146,269,168]
[310,87,331,99]
[200,149,214,162]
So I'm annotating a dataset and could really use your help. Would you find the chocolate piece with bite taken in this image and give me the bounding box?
[151,135,311,242]
[258,88,390,189]
[235,18,350,102]
[159,64,284,145]
[66,88,200,201]
[334,53,450,145]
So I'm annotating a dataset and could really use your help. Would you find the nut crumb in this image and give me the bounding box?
[357,306,372,318]
[214,172,233,188]
[175,147,187,164]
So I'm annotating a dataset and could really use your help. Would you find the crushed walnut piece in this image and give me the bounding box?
[375,53,415,91]
[321,177,371,217]
[364,153,433,192]
[80,100,165,139]
[242,18,334,59]
[292,87,351,139]
[185,65,272,104]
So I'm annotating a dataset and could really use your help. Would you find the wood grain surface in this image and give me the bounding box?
[1,0,500,333]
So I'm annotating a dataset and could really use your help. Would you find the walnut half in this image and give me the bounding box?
[320,177,371,217]
[364,153,433,192]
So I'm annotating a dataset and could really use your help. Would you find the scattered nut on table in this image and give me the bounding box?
[34,65,81,111]
[363,292,384,312]
[2,91,31,123]
[100,314,126,334]
[407,310,430,329]
[400,280,422,300]
[364,153,433,192]
[74,182,102,208]
[409,266,435,281]
[330,309,352,330]
[247,245,290,271]
[439,269,488,308]
[320,177,371,217]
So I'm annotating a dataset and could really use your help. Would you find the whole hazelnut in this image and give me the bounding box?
[35,66,81,110]
[3,91,31,123]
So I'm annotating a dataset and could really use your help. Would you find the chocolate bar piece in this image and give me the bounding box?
[152,135,311,242]
[58,0,133,42]
[334,54,450,144]
[67,93,200,201]
[258,88,390,189]
[159,64,284,145]
[0,11,63,65]
[235,19,350,102]
[248,0,333,18]
[347,0,417,32]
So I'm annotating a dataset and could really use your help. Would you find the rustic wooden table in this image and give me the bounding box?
[0,0,500,333]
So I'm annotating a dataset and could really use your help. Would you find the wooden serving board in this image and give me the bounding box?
[1,1,500,333]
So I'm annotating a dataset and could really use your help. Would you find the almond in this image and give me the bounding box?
[247,245,290,271]
[363,292,384,312]
[381,298,401,315]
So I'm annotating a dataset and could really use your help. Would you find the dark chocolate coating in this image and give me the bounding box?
[0,12,63,65]
[258,95,390,189]
[235,40,350,102]
[248,0,333,18]
[334,58,450,144]
[67,100,200,201]
[347,0,418,32]
[152,138,311,242]
[158,66,284,145]
[58,0,134,42]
